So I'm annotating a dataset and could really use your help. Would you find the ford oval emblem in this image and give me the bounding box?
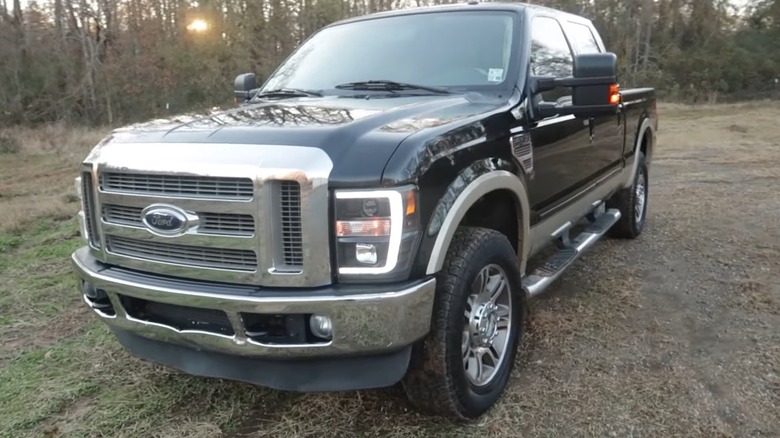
[141,204,191,236]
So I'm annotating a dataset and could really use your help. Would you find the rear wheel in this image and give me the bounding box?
[607,151,648,238]
[402,227,526,419]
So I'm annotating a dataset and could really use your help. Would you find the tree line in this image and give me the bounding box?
[1,0,779,127]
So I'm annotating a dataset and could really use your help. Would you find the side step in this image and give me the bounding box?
[522,208,621,297]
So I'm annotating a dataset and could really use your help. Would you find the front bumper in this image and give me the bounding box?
[71,247,436,390]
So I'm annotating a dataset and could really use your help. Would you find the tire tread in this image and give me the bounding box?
[607,151,647,239]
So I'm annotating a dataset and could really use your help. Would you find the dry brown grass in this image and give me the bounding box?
[0,124,107,233]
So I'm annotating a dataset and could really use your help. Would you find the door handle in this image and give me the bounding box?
[588,117,595,143]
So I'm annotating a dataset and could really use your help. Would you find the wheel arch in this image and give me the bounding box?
[638,116,655,163]
[623,117,655,188]
[425,169,531,276]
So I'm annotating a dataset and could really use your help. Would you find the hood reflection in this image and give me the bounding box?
[114,100,382,133]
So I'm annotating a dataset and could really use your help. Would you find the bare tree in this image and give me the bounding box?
[0,0,777,126]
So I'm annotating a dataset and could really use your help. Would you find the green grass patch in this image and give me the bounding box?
[0,234,23,253]
[0,213,279,436]
[0,320,278,438]
[0,217,83,325]
[0,327,103,437]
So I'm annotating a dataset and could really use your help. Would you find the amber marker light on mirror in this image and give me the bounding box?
[609,84,621,105]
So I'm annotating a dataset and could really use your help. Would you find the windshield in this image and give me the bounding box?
[262,11,517,92]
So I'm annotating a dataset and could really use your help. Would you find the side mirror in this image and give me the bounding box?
[234,73,260,104]
[531,52,620,119]
[571,53,618,107]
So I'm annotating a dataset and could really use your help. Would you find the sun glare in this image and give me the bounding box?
[187,19,209,32]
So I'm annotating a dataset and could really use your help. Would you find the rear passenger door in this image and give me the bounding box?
[525,16,598,215]
[564,21,625,176]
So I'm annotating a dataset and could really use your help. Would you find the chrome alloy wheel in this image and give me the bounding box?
[635,169,647,223]
[462,264,512,387]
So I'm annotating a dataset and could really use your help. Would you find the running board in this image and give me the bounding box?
[523,208,621,297]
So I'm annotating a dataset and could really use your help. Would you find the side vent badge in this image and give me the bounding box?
[510,133,534,175]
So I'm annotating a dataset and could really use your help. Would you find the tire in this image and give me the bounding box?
[402,227,527,419]
[607,151,648,238]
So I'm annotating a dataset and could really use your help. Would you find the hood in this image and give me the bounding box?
[100,95,505,187]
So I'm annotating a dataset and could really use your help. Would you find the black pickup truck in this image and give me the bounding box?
[72,2,657,419]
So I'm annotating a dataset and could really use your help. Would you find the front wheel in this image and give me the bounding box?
[402,227,526,419]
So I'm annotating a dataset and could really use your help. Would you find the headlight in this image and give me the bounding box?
[334,186,419,280]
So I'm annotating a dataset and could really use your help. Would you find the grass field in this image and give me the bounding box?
[1,103,779,437]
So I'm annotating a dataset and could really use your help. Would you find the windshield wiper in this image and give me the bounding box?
[335,80,450,95]
[255,88,323,99]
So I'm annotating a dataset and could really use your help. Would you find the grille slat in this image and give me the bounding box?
[280,181,303,268]
[101,173,254,199]
[81,172,101,248]
[102,204,255,236]
[201,213,255,235]
[102,204,143,227]
[107,235,257,271]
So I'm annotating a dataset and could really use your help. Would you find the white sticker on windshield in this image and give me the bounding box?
[488,68,504,82]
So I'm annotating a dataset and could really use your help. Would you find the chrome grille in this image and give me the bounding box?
[102,204,255,236]
[81,172,101,248]
[106,235,257,271]
[85,141,334,287]
[100,172,254,200]
[279,181,303,268]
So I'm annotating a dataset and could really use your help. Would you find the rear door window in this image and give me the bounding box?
[567,23,601,54]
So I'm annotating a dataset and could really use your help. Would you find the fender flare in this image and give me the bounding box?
[425,170,531,276]
[623,117,655,188]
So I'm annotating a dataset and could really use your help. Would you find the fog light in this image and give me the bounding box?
[309,315,333,340]
[355,243,378,264]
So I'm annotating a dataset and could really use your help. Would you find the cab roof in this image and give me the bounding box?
[328,2,592,28]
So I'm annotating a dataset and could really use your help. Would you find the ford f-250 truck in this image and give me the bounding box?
[71,2,657,419]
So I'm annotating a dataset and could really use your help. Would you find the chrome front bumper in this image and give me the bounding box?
[72,247,436,358]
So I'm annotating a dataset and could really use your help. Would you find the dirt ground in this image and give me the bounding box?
[0,102,778,437]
